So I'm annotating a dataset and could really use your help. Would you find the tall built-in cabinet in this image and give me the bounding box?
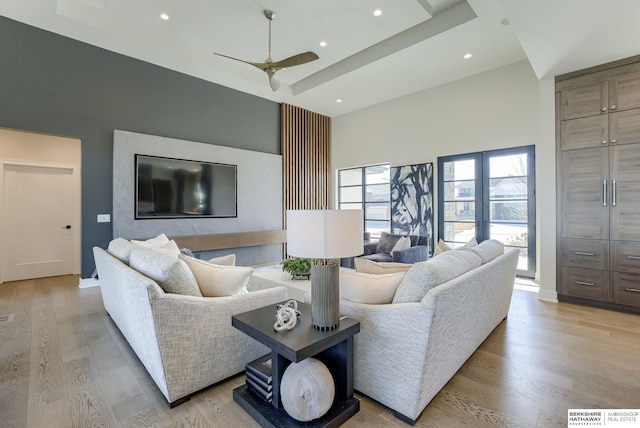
[557,56,640,312]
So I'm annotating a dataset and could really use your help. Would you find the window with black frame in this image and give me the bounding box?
[338,164,390,241]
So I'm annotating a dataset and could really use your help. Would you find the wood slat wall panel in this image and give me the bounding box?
[281,104,331,258]
[281,103,331,219]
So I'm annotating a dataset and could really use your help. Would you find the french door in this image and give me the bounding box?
[437,146,535,278]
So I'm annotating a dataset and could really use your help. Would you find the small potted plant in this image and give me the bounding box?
[281,257,311,280]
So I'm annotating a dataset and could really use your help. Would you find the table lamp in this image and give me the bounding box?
[286,209,363,330]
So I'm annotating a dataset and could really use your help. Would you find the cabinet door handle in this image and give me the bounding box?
[601,106,607,112]
[603,180,607,207]
[575,281,595,286]
[625,287,640,293]
[625,255,640,260]
[611,104,617,110]
[611,139,617,144]
[575,252,595,256]
[612,179,616,207]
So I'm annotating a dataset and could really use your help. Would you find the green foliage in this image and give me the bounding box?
[281,257,311,276]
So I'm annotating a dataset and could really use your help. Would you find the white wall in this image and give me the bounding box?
[332,60,558,300]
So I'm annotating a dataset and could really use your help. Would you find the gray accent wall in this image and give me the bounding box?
[114,130,283,265]
[0,16,281,277]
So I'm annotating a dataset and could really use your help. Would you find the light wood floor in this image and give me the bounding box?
[1,276,639,427]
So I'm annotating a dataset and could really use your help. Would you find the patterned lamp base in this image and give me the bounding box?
[310,259,340,330]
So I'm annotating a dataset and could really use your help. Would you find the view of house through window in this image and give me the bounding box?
[438,146,535,278]
[338,164,390,241]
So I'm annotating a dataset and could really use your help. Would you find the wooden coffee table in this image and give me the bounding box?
[232,301,360,428]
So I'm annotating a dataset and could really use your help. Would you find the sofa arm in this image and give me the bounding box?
[339,299,434,416]
[392,245,428,264]
[148,285,288,402]
[363,242,378,255]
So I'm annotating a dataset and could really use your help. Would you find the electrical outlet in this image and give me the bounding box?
[97,214,111,223]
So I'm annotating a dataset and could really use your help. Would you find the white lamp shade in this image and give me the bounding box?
[286,210,363,259]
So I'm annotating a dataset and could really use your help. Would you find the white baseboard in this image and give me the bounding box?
[78,278,100,288]
[537,288,558,303]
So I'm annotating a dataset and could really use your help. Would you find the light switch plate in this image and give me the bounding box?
[97,214,111,223]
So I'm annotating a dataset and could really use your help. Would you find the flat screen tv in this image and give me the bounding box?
[135,154,237,219]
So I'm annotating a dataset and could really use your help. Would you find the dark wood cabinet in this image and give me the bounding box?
[557,56,640,312]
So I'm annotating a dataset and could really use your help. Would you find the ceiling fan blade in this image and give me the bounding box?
[214,53,270,71]
[272,51,319,70]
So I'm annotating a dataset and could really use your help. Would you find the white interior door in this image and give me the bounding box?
[3,164,77,281]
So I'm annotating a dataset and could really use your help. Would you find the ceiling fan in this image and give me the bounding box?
[215,10,319,91]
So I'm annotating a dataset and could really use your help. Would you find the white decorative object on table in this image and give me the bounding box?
[280,358,335,422]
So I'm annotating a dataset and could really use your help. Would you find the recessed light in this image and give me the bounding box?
[160,13,170,20]
[373,9,382,17]
[463,53,472,59]
[320,41,327,47]
[336,99,343,103]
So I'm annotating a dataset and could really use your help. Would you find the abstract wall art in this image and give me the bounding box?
[390,163,434,253]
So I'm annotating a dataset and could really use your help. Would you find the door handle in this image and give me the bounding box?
[603,180,607,207]
[61,225,71,229]
[612,179,616,207]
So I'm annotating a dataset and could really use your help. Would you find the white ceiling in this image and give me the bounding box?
[2,0,640,117]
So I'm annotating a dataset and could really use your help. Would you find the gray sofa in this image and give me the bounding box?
[339,240,519,424]
[93,240,287,407]
[341,231,429,268]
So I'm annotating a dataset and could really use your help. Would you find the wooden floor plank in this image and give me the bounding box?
[1,276,639,427]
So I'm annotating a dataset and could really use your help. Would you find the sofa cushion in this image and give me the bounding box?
[354,258,412,274]
[107,238,138,264]
[362,253,393,263]
[129,247,202,297]
[390,236,411,256]
[207,254,236,266]
[468,239,505,264]
[340,269,405,304]
[179,255,252,297]
[392,249,482,303]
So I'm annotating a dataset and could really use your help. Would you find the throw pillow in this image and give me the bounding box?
[470,239,504,264]
[208,254,236,266]
[433,239,451,256]
[354,258,412,274]
[129,247,202,297]
[433,237,478,256]
[107,238,138,264]
[392,249,482,303]
[340,269,405,304]
[130,233,170,248]
[376,232,403,255]
[390,236,411,256]
[179,255,253,297]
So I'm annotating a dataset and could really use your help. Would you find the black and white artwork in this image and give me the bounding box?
[390,163,434,252]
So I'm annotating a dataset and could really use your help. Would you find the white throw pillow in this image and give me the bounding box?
[390,236,411,256]
[208,254,236,266]
[129,247,201,297]
[354,258,412,274]
[179,255,253,297]
[107,238,138,264]
[392,249,481,303]
[433,237,478,256]
[131,233,170,248]
[340,269,405,304]
[469,239,504,264]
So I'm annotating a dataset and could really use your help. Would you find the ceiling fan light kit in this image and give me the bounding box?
[215,9,319,91]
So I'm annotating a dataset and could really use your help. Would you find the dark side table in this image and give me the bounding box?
[232,301,360,428]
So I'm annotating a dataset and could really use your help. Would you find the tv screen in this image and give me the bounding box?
[135,154,237,219]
